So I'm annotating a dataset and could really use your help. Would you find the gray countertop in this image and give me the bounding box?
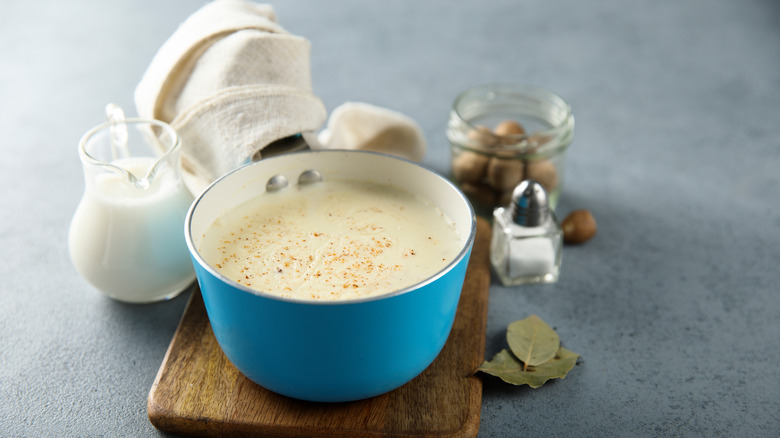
[2,0,778,436]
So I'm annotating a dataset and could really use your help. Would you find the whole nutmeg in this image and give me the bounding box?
[525,159,559,192]
[496,188,515,207]
[467,125,498,148]
[460,181,497,206]
[452,150,489,183]
[494,120,526,145]
[486,157,524,191]
[562,209,597,244]
[494,120,526,136]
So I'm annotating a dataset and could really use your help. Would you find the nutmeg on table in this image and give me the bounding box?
[561,210,597,244]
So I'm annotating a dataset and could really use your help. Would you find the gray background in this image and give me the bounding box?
[2,0,778,436]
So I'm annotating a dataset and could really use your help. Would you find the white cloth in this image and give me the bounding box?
[135,0,426,194]
[135,0,326,193]
[317,102,427,163]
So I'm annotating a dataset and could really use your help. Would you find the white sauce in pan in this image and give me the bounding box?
[199,180,462,301]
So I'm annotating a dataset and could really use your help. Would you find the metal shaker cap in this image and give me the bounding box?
[509,179,550,227]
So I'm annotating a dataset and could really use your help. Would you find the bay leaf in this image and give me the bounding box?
[507,315,560,369]
[476,347,580,388]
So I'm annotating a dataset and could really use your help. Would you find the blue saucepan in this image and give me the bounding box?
[185,150,476,402]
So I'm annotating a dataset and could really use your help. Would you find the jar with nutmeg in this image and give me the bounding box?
[446,83,574,215]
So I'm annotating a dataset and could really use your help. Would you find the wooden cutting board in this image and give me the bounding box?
[148,217,492,438]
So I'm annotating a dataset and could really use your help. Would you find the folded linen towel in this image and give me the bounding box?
[135,0,326,193]
[135,0,427,194]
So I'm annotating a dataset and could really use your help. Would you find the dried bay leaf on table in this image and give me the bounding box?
[477,347,580,389]
[507,314,560,369]
[475,315,580,388]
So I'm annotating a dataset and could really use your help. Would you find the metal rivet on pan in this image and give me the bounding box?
[266,174,289,192]
[297,169,323,186]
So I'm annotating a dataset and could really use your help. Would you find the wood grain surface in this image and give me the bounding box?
[147,217,492,438]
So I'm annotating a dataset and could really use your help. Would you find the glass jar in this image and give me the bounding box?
[446,83,574,215]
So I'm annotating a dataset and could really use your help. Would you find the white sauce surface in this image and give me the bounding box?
[199,180,462,300]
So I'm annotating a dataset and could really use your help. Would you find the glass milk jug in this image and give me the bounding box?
[69,117,195,303]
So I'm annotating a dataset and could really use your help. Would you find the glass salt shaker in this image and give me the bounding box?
[490,179,562,286]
